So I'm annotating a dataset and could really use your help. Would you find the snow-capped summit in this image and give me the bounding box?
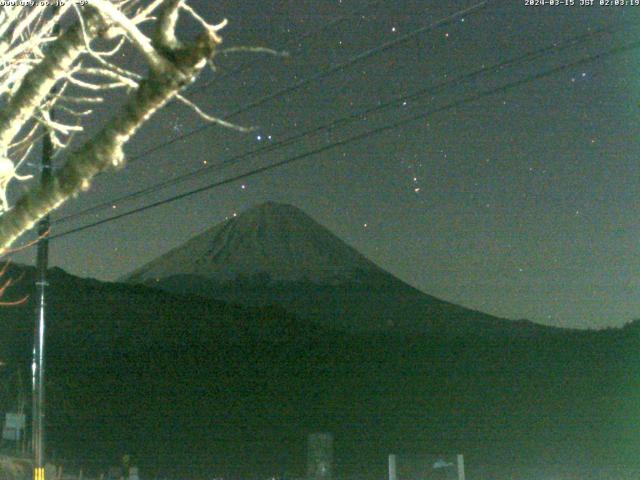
[125,202,379,285]
[124,201,531,333]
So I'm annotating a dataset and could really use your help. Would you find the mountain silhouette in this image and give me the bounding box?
[125,202,381,284]
[0,264,636,480]
[124,202,542,334]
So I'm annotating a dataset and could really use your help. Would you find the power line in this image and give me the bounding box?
[53,0,390,159]
[46,1,495,228]
[123,0,495,166]
[52,24,616,226]
[186,0,489,109]
[48,38,640,242]
[159,0,389,105]
[50,0,497,225]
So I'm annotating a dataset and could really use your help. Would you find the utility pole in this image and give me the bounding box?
[32,8,61,477]
[32,7,58,471]
[388,454,397,480]
[32,114,52,480]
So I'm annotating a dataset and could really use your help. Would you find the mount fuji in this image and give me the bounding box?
[123,202,539,333]
[126,201,379,285]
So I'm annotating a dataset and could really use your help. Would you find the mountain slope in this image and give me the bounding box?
[0,264,637,479]
[123,202,539,333]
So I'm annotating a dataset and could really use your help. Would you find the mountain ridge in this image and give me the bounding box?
[124,202,380,285]
[0,263,636,479]
[123,202,546,333]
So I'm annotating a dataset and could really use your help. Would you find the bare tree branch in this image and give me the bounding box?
[0,8,104,154]
[0,1,251,253]
[0,9,224,253]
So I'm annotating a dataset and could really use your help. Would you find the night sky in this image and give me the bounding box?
[10,0,640,329]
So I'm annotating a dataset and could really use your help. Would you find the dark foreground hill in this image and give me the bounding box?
[0,265,638,480]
